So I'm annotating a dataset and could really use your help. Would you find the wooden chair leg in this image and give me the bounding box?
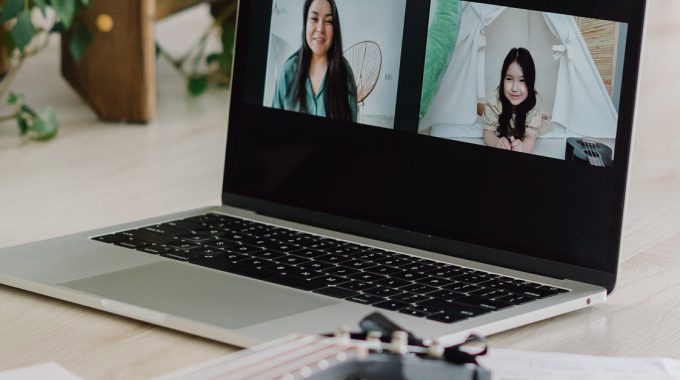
[61,0,156,123]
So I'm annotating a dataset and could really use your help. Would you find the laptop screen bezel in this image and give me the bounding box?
[222,0,647,292]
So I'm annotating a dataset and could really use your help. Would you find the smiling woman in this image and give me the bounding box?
[272,0,358,122]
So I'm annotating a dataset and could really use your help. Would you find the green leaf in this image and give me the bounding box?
[10,10,35,52]
[30,107,58,141]
[20,104,38,117]
[50,21,66,34]
[79,0,91,6]
[51,0,77,29]
[187,75,209,96]
[7,92,25,105]
[69,20,92,63]
[0,0,24,24]
[16,113,29,135]
[206,53,221,66]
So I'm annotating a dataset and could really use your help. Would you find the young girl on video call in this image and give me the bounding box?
[273,0,358,122]
[483,47,543,153]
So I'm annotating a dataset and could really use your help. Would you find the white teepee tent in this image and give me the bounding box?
[421,2,618,139]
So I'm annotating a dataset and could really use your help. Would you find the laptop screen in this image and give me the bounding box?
[224,0,645,290]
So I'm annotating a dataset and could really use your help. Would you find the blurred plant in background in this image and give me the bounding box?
[156,0,237,97]
[0,0,91,140]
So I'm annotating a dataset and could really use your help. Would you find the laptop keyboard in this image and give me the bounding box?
[92,213,569,324]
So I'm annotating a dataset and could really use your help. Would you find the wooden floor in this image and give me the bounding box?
[2,2,680,378]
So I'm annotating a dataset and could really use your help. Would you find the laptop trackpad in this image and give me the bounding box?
[60,261,337,329]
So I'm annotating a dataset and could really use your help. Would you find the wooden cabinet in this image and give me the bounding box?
[61,0,226,123]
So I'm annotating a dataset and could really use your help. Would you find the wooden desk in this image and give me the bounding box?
[2,1,680,378]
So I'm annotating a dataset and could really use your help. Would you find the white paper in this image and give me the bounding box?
[0,363,82,380]
[479,349,680,380]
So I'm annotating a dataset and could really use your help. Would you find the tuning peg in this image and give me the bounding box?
[367,331,383,352]
[334,325,351,345]
[428,339,445,358]
[390,331,408,354]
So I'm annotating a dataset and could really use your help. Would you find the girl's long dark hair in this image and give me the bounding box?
[497,47,537,139]
[292,0,354,121]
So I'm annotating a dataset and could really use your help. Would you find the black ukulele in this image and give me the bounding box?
[565,137,613,167]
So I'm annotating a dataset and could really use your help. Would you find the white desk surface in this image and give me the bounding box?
[3,2,680,378]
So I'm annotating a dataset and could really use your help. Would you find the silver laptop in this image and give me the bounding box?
[0,0,646,347]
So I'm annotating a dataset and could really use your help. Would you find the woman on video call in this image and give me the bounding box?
[273,0,358,122]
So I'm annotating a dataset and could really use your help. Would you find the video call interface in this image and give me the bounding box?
[262,0,629,167]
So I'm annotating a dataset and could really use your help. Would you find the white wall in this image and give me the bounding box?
[263,0,407,121]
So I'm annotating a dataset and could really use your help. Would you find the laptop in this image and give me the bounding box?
[0,0,646,347]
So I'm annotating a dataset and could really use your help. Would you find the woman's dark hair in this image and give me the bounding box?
[497,47,537,139]
[291,0,355,121]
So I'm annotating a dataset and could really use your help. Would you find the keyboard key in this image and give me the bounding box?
[349,272,387,283]
[453,295,512,311]
[373,278,411,288]
[373,300,410,311]
[338,280,373,291]
[468,288,509,300]
[139,245,171,255]
[296,261,336,272]
[93,234,127,244]
[227,245,263,255]
[265,263,299,276]
[375,257,412,267]
[114,239,147,250]
[315,275,350,286]
[262,242,302,253]
[351,251,385,261]
[276,255,311,266]
[424,265,469,279]
[408,304,443,315]
[416,276,454,287]
[346,294,387,306]
[494,294,535,305]
[130,229,177,244]
[364,266,404,276]
[428,289,465,300]
[166,241,200,250]
[195,228,227,237]
[400,283,438,294]
[316,254,353,264]
[399,262,437,273]
[392,271,425,281]
[443,282,484,294]
[427,312,468,324]
[188,246,225,259]
[417,299,488,318]
[163,250,203,261]
[239,258,273,268]
[343,259,377,270]
[325,266,361,277]
[274,275,327,291]
[203,239,239,250]
[454,273,494,285]
[398,308,429,318]
[390,293,432,304]
[151,223,196,235]
[250,250,287,260]
[179,234,215,243]
[314,286,359,299]
[363,286,406,298]
[323,246,365,256]
[289,249,328,259]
